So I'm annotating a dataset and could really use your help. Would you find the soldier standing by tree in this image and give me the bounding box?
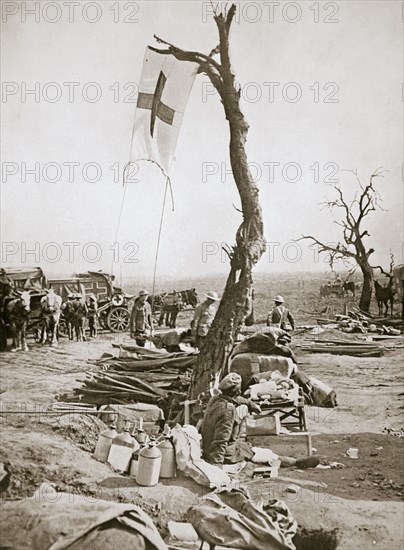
[191,291,220,350]
[130,290,153,347]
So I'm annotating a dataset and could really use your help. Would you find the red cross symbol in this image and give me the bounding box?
[137,71,175,137]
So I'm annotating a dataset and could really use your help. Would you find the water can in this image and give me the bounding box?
[107,427,138,472]
[158,436,176,478]
[93,424,117,463]
[133,418,149,446]
[129,448,141,477]
[136,437,162,486]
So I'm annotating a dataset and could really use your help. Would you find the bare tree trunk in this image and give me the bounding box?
[154,6,266,400]
[298,169,386,315]
[354,229,374,312]
[359,263,373,312]
[188,12,265,399]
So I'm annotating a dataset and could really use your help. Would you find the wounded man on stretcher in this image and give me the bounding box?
[199,373,319,469]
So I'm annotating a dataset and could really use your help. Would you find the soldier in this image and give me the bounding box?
[71,294,88,342]
[200,373,319,469]
[267,295,295,331]
[130,289,153,347]
[0,269,13,351]
[191,291,220,349]
[87,295,98,338]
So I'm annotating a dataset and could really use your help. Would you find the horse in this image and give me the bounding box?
[320,283,343,297]
[179,288,198,308]
[158,292,183,328]
[39,290,62,346]
[342,281,356,297]
[374,280,395,316]
[5,291,31,352]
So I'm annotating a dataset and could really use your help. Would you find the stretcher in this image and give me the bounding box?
[259,387,307,432]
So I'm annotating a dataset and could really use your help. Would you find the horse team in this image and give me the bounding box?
[1,289,89,352]
[0,275,199,352]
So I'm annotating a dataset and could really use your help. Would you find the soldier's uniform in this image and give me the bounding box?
[192,301,217,349]
[87,298,98,337]
[268,305,295,331]
[200,394,253,465]
[130,299,152,347]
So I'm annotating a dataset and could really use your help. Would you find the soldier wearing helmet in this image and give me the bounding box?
[267,295,295,331]
[191,291,220,350]
[130,289,153,347]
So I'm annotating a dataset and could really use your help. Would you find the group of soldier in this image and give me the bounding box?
[129,287,295,352]
[129,288,221,349]
[60,292,98,341]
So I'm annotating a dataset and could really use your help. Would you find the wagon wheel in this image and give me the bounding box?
[107,307,130,332]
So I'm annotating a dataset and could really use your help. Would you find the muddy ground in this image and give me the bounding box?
[0,278,403,549]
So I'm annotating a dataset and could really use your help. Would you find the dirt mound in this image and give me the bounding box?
[0,445,96,500]
[45,414,107,452]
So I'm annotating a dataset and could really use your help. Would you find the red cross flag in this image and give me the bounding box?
[129,46,199,178]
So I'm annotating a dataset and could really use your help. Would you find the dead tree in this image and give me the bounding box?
[154,4,266,398]
[297,168,387,312]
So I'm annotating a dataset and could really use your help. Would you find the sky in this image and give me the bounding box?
[1,0,403,281]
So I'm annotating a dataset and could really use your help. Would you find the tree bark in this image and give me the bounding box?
[359,264,373,311]
[154,6,266,400]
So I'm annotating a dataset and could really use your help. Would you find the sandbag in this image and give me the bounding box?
[229,353,295,389]
[309,377,337,408]
[188,489,297,550]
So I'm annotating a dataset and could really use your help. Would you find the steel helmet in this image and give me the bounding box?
[274,295,284,303]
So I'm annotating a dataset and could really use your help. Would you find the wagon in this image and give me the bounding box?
[319,282,344,297]
[2,267,49,340]
[3,267,133,333]
[49,271,133,332]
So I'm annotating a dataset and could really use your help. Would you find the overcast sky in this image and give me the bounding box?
[1,0,402,281]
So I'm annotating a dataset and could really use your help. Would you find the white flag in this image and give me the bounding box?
[129,46,199,178]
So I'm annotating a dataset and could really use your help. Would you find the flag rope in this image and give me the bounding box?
[151,177,169,316]
[111,176,129,276]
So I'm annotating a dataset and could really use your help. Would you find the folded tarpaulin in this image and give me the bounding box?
[0,490,167,550]
[188,489,297,550]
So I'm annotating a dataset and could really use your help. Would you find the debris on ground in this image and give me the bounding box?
[59,344,196,417]
[0,488,168,550]
[300,337,384,357]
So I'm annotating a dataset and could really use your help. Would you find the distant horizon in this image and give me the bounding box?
[2,264,395,277]
[1,264,376,282]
